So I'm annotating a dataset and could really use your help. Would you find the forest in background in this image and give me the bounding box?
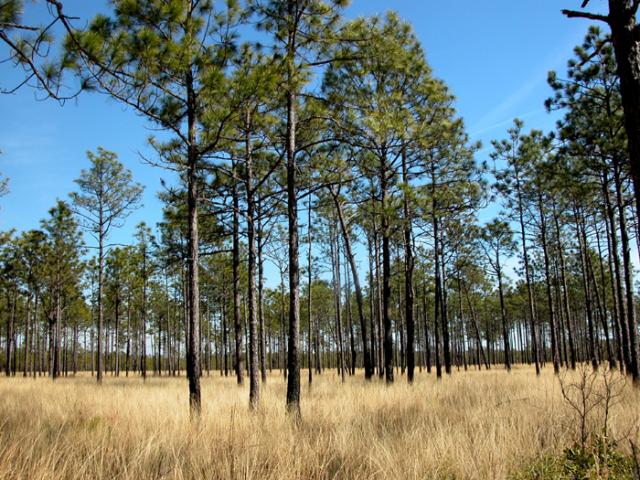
[0,0,639,407]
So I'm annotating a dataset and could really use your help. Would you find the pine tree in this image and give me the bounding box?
[478,220,517,371]
[322,13,431,383]
[17,229,47,376]
[70,147,143,384]
[250,0,348,415]
[40,201,84,380]
[492,121,542,375]
[548,27,638,378]
[562,2,640,251]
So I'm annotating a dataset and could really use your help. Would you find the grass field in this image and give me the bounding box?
[0,365,638,479]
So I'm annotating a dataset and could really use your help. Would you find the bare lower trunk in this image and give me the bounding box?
[401,149,415,383]
[257,205,267,383]
[246,111,259,409]
[232,156,244,386]
[380,155,393,384]
[538,194,559,374]
[331,226,345,383]
[185,70,201,416]
[285,56,301,414]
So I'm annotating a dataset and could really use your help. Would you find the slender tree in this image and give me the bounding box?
[64,0,242,413]
[479,220,516,371]
[70,147,142,384]
[250,0,348,415]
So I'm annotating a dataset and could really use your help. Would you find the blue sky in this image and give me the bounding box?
[0,0,604,280]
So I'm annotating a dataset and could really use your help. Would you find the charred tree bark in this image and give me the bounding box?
[232,156,244,387]
[380,153,393,384]
[185,70,201,416]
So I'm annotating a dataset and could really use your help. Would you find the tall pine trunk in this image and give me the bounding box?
[402,149,415,383]
[185,70,201,415]
[245,109,259,409]
[331,188,373,379]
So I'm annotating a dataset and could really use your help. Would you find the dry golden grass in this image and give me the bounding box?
[0,365,638,479]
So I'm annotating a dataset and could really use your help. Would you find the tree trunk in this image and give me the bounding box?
[613,156,639,380]
[574,203,599,370]
[367,233,378,375]
[97,226,104,383]
[331,188,373,379]
[496,260,510,371]
[345,256,356,375]
[538,193,559,374]
[331,225,345,383]
[141,247,148,382]
[464,285,489,370]
[284,17,301,412]
[23,294,31,377]
[185,70,201,416]
[257,202,267,383]
[554,205,577,370]
[232,155,244,386]
[380,154,393,384]
[245,109,259,409]
[5,289,15,376]
[307,194,313,385]
[592,215,615,369]
[114,289,120,377]
[422,285,432,373]
[602,172,625,369]
[401,149,415,383]
[515,166,540,375]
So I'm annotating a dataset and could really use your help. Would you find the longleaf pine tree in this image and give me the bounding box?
[70,148,143,384]
[64,0,242,414]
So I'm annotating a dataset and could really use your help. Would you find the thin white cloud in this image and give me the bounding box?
[471,108,546,137]
[470,27,588,136]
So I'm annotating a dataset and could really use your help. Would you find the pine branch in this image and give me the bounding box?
[0,22,39,31]
[561,9,609,23]
[0,30,63,99]
[306,55,363,67]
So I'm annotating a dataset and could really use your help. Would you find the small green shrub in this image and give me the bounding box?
[513,435,636,480]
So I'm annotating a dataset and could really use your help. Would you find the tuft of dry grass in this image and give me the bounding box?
[0,365,637,479]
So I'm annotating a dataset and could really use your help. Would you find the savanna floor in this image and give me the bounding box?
[0,365,638,479]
